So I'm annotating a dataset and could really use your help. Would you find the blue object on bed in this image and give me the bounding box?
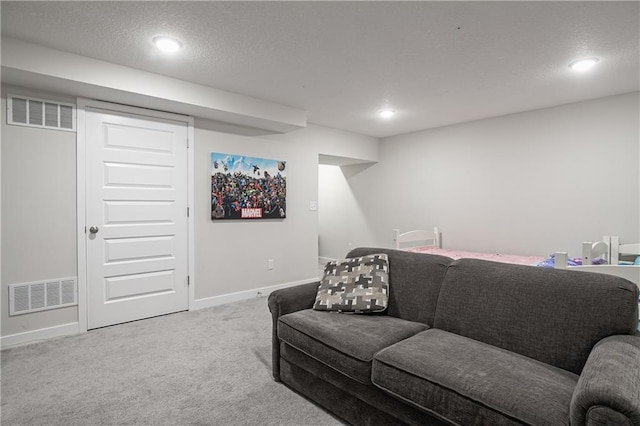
[536,254,607,268]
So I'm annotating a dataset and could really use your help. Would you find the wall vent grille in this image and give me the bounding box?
[7,94,76,132]
[9,277,78,316]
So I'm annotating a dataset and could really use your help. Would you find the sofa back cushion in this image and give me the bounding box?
[346,248,453,325]
[434,259,639,375]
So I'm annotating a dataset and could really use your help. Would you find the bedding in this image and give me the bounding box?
[537,253,607,268]
[404,246,544,266]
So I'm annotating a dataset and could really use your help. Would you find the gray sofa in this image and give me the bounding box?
[268,248,640,425]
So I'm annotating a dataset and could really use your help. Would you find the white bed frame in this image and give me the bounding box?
[555,237,640,320]
[393,227,441,250]
[554,236,640,271]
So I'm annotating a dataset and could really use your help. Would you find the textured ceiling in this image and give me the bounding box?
[2,1,639,138]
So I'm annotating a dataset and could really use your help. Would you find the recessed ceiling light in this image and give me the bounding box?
[153,36,182,53]
[569,57,599,72]
[379,109,395,119]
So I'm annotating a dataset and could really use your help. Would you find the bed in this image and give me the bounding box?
[393,227,545,266]
[394,227,640,321]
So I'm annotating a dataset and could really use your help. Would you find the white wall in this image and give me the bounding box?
[0,89,378,341]
[324,93,640,258]
[1,87,78,337]
[0,40,381,341]
[193,122,378,304]
[193,121,320,302]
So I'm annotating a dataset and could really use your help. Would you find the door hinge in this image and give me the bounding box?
[187,207,190,217]
[187,275,190,286]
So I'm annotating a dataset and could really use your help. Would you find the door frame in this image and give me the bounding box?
[76,98,195,333]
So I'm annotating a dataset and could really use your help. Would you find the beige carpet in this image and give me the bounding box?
[1,296,343,425]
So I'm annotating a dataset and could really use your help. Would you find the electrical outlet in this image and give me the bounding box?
[267,259,274,270]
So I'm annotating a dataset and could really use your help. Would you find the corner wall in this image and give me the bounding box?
[318,163,377,259]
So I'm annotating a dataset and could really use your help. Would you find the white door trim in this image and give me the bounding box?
[76,98,195,333]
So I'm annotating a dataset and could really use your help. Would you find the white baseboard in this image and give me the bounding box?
[192,278,319,311]
[1,322,79,350]
[1,279,320,348]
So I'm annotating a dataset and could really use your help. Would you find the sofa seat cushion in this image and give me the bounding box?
[372,329,579,425]
[278,309,428,384]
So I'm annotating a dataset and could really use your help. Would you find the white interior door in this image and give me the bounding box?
[85,107,189,329]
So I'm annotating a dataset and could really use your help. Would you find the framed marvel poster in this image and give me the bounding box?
[211,152,286,220]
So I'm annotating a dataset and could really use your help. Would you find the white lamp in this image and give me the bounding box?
[378,109,395,119]
[569,57,599,72]
[153,36,183,53]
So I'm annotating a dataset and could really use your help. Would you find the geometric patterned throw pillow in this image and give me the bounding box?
[313,253,389,313]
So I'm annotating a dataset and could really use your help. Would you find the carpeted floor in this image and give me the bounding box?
[1,296,344,425]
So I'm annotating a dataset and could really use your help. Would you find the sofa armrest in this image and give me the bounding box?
[267,281,319,381]
[570,333,640,425]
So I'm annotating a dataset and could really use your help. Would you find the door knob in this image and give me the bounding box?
[89,226,99,234]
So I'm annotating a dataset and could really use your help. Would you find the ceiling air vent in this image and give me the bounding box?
[7,94,76,132]
[9,277,78,316]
